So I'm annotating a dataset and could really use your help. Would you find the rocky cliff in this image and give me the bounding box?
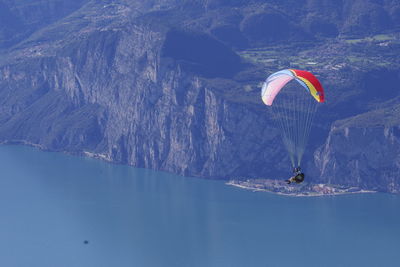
[315,105,400,193]
[0,0,399,192]
[0,0,289,179]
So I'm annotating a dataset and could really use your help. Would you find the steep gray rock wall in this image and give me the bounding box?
[0,18,289,179]
[315,125,400,193]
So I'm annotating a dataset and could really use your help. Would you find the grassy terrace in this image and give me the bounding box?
[238,43,321,70]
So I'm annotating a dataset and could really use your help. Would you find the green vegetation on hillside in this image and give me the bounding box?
[237,32,400,73]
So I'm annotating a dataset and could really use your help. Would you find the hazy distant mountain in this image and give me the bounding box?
[0,0,399,192]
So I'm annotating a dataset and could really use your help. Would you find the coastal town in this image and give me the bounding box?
[227,179,376,197]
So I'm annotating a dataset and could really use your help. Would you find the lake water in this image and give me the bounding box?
[1,145,400,267]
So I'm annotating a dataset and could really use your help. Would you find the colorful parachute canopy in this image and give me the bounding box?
[261,69,324,106]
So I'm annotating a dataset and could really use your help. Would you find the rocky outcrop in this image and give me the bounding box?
[315,124,400,193]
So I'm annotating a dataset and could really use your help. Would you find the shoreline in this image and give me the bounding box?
[226,180,377,197]
[0,143,385,197]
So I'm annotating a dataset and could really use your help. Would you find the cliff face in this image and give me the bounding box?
[0,2,287,179]
[315,126,400,193]
[314,103,400,193]
[0,0,400,192]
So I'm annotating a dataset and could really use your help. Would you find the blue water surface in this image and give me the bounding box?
[0,145,399,267]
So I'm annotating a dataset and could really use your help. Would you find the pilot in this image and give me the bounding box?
[286,167,305,184]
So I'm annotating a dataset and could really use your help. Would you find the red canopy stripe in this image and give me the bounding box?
[290,69,325,102]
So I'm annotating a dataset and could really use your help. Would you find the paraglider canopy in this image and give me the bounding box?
[262,69,324,106]
[261,69,325,168]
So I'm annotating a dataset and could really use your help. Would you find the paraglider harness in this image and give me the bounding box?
[286,167,305,184]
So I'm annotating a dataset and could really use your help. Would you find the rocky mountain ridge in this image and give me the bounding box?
[0,0,399,192]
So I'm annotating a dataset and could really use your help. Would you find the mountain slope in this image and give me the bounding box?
[0,0,399,192]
